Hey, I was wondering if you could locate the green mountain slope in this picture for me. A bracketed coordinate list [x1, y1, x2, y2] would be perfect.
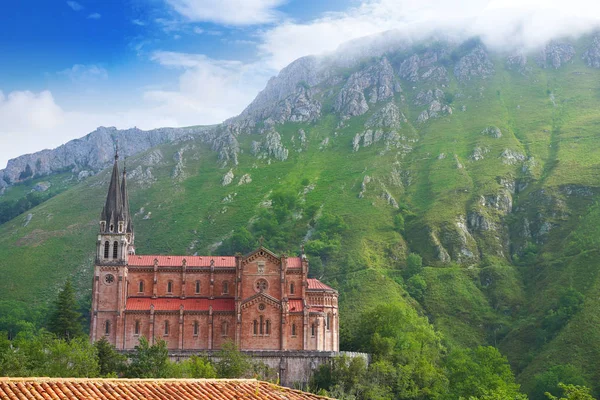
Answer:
[3, 33, 600, 396]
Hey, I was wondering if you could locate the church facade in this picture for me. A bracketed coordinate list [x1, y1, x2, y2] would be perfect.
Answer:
[90, 154, 339, 352]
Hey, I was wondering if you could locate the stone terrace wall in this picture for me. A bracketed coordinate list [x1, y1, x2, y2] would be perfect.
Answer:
[167, 350, 370, 388]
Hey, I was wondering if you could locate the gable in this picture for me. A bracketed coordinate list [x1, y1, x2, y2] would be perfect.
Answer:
[241, 292, 281, 310]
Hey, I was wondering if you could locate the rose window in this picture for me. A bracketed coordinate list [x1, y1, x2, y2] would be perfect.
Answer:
[255, 279, 268, 292]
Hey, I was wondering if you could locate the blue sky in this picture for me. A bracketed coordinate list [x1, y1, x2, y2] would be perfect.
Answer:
[1, 0, 599, 168]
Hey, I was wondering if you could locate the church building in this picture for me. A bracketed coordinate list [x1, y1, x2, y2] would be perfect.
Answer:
[90, 153, 339, 352]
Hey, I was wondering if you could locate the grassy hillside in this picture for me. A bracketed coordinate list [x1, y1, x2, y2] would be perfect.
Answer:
[3, 35, 600, 396]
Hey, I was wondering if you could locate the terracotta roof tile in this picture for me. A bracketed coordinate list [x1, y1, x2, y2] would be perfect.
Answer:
[126, 297, 234, 312]
[288, 299, 304, 312]
[307, 279, 335, 291]
[287, 257, 302, 268]
[0, 378, 332, 400]
[128, 255, 237, 268]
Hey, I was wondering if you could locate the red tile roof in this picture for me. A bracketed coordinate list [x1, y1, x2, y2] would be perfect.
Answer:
[126, 297, 234, 312]
[287, 257, 302, 268]
[307, 278, 335, 291]
[128, 255, 237, 267]
[289, 299, 304, 312]
[0, 378, 333, 400]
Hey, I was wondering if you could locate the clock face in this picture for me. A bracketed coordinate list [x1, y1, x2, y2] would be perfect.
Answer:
[104, 274, 115, 285]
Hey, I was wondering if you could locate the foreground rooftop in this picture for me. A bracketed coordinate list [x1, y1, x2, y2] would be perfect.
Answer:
[0, 377, 332, 400]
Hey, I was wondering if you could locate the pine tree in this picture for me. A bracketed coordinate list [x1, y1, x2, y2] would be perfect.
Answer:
[48, 279, 84, 340]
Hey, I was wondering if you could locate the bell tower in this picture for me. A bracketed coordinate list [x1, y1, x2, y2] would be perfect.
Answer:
[91, 149, 134, 347]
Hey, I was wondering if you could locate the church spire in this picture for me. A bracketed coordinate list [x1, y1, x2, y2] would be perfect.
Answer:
[100, 150, 123, 233]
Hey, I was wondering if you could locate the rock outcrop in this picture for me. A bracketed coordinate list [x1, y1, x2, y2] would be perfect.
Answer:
[335, 57, 401, 118]
[251, 131, 289, 161]
[454, 44, 495, 82]
[537, 42, 575, 69]
[582, 35, 600, 68]
[398, 48, 449, 83]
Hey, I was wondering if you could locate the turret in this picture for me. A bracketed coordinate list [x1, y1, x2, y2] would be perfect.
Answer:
[120, 163, 135, 254]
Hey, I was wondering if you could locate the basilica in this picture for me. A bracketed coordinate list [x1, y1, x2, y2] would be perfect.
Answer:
[90, 153, 339, 352]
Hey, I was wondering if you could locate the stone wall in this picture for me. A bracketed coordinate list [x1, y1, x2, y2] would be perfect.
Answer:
[167, 350, 370, 388]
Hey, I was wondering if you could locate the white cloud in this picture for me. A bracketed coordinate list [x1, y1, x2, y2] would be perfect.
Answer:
[132, 19, 146, 26]
[146, 51, 271, 125]
[66, 1, 83, 11]
[193, 27, 204, 34]
[58, 64, 108, 83]
[165, 0, 286, 25]
[87, 13, 102, 19]
[258, 0, 600, 70]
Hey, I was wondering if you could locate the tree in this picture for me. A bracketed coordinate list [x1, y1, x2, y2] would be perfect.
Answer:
[404, 253, 423, 278]
[445, 346, 523, 400]
[406, 274, 427, 302]
[41, 337, 99, 377]
[215, 341, 252, 378]
[533, 365, 589, 400]
[47, 280, 84, 340]
[94, 337, 126, 377]
[546, 383, 596, 400]
[127, 337, 170, 378]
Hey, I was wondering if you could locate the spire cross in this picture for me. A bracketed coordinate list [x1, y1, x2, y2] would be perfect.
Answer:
[259, 236, 265, 247]
[114, 139, 119, 160]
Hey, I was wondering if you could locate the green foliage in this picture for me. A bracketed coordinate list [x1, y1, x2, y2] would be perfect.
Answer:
[545, 383, 596, 400]
[404, 253, 423, 279]
[218, 227, 256, 255]
[215, 341, 253, 378]
[394, 213, 405, 234]
[0, 190, 55, 225]
[445, 346, 523, 400]
[538, 289, 585, 345]
[167, 355, 217, 378]
[127, 336, 170, 378]
[0, 329, 99, 377]
[532, 365, 589, 400]
[406, 274, 427, 302]
[47, 279, 85, 340]
[94, 337, 126, 377]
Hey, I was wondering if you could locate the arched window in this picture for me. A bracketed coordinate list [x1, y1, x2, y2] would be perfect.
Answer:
[259, 316, 264, 335]
[138, 281, 144, 293]
[164, 320, 169, 336]
[326, 313, 331, 330]
[104, 320, 110, 335]
[113, 241, 118, 259]
[266, 320, 271, 335]
[134, 320, 140, 335]
[110, 224, 114, 232]
[193, 321, 199, 336]
[104, 241, 110, 259]
[221, 321, 228, 336]
[195, 280, 201, 294]
[222, 281, 229, 295]
[311, 323, 315, 337]
[292, 323, 297, 336]
[167, 281, 173, 293]
[290, 282, 295, 295]
[253, 320, 258, 335]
